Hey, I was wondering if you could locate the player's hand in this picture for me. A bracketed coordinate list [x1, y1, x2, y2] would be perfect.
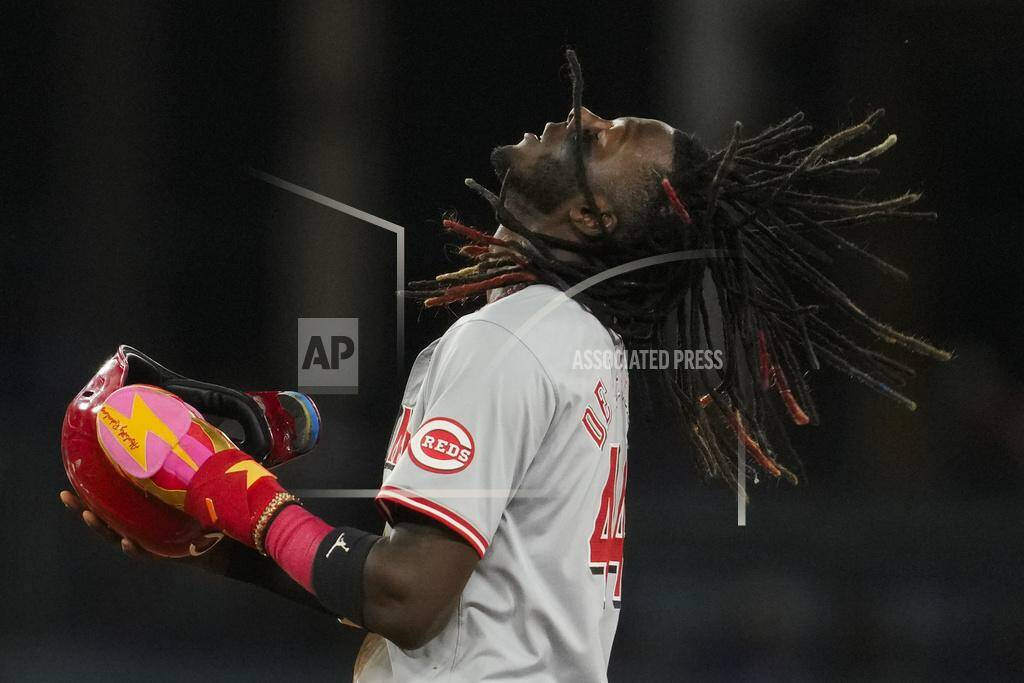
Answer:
[58, 489, 238, 572]
[180, 448, 293, 550]
[59, 489, 153, 559]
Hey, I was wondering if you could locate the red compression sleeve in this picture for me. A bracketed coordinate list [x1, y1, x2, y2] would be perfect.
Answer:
[264, 505, 333, 593]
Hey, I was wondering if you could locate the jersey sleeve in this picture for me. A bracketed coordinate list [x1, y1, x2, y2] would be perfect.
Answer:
[376, 319, 557, 557]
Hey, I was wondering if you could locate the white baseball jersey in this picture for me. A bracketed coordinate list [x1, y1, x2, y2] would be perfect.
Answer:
[366, 284, 630, 682]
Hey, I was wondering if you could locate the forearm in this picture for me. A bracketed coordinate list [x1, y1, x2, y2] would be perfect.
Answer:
[261, 505, 470, 649]
[360, 521, 470, 648]
[212, 539, 332, 616]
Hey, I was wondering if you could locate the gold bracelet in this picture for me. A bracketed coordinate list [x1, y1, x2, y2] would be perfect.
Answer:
[253, 491, 301, 555]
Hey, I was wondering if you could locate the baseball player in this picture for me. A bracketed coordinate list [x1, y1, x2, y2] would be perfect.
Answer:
[61, 51, 946, 681]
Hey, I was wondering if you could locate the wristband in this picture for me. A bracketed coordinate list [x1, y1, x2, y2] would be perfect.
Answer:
[311, 527, 380, 626]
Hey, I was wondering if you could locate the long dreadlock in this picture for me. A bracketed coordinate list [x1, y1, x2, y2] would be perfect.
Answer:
[406, 50, 951, 492]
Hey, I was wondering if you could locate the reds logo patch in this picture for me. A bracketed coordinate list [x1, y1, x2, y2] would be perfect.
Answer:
[407, 417, 475, 474]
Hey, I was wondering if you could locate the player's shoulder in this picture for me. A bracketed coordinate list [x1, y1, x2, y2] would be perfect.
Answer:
[452, 284, 611, 343]
[444, 284, 617, 379]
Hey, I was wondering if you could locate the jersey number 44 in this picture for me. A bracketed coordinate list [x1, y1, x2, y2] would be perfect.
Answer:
[583, 379, 626, 609]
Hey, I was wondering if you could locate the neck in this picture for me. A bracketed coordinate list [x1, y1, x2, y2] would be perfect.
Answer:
[486, 282, 533, 304]
[502, 193, 599, 263]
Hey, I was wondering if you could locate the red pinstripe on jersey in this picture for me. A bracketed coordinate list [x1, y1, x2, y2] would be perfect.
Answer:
[375, 484, 489, 558]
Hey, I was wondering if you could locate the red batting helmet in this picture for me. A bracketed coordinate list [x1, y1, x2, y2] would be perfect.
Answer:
[61, 345, 321, 557]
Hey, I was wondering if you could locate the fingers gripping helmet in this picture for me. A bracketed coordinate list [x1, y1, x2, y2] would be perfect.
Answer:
[61, 346, 321, 557]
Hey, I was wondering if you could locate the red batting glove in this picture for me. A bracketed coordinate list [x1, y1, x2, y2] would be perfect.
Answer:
[183, 449, 298, 552]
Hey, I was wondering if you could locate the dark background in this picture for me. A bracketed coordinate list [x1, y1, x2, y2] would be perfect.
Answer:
[4, 1, 1023, 680]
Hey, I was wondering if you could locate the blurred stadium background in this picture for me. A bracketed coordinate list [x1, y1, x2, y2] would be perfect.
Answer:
[3, 2, 1022, 680]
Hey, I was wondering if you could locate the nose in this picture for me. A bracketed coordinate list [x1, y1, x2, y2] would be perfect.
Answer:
[567, 106, 612, 131]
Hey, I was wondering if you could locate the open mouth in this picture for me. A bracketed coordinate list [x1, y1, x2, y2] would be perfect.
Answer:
[524, 116, 572, 145]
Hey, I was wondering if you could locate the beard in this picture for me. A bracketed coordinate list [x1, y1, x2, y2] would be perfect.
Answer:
[489, 144, 514, 181]
[490, 143, 580, 215]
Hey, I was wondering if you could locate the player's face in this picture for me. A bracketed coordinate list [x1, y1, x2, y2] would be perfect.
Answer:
[490, 107, 676, 218]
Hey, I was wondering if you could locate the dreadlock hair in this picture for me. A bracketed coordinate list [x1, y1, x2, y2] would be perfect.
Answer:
[405, 49, 951, 493]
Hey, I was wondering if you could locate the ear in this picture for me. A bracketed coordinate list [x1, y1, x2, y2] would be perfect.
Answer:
[568, 194, 618, 237]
